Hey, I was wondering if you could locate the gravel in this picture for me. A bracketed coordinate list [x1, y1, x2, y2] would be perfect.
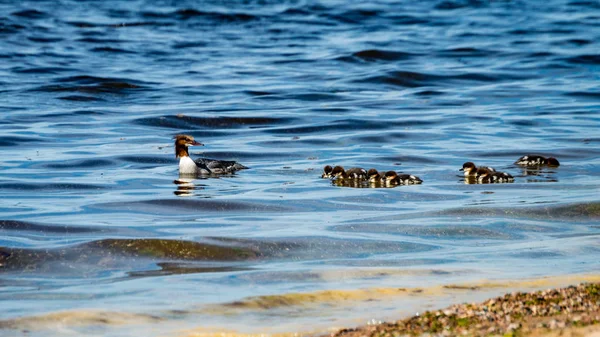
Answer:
[331, 283, 600, 337]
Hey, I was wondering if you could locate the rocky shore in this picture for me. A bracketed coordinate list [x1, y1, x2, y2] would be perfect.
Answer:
[332, 283, 600, 337]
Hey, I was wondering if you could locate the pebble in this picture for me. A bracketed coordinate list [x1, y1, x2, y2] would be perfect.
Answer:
[331, 283, 600, 337]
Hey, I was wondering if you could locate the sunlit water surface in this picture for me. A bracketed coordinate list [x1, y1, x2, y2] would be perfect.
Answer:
[1, 0, 599, 335]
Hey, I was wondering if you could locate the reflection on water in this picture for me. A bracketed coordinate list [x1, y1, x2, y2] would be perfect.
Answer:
[1, 0, 600, 335]
[173, 178, 206, 197]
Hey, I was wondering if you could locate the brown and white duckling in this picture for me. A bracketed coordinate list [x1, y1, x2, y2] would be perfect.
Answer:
[330, 166, 367, 180]
[490, 171, 514, 183]
[514, 155, 560, 167]
[330, 166, 348, 179]
[321, 165, 333, 178]
[174, 134, 248, 175]
[367, 168, 383, 183]
[345, 167, 368, 180]
[383, 171, 423, 186]
[459, 162, 495, 177]
[476, 167, 514, 183]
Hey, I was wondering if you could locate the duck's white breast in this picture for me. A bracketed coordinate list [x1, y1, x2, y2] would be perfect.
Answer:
[179, 157, 198, 175]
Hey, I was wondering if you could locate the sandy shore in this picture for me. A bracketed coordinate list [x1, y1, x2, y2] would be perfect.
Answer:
[331, 282, 600, 337]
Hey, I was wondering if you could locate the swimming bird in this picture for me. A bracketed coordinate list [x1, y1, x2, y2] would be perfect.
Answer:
[367, 168, 383, 183]
[514, 155, 560, 167]
[383, 171, 423, 186]
[330, 166, 368, 180]
[174, 134, 248, 175]
[321, 165, 333, 178]
[474, 167, 514, 183]
[459, 162, 495, 177]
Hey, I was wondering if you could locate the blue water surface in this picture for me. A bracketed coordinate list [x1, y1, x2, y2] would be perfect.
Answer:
[1, 0, 599, 335]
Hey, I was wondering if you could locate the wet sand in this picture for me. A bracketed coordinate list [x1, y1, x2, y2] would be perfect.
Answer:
[4, 275, 600, 337]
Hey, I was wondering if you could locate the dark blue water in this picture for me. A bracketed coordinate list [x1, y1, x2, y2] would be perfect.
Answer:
[1, 0, 600, 335]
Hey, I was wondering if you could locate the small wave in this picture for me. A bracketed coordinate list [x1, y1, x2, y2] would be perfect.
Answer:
[32, 75, 153, 95]
[92, 199, 290, 213]
[356, 70, 526, 88]
[118, 156, 173, 165]
[142, 9, 260, 23]
[12, 66, 70, 74]
[341, 49, 417, 62]
[91, 46, 136, 54]
[41, 159, 114, 169]
[435, 0, 484, 10]
[77, 37, 128, 44]
[210, 236, 437, 260]
[0, 238, 261, 275]
[58, 95, 105, 101]
[0, 22, 26, 34]
[27, 36, 63, 43]
[0, 220, 101, 233]
[568, 0, 600, 9]
[440, 201, 600, 219]
[172, 41, 208, 49]
[564, 91, 600, 98]
[332, 223, 514, 240]
[438, 47, 497, 58]
[11, 9, 48, 19]
[266, 118, 439, 135]
[378, 155, 442, 164]
[128, 262, 252, 277]
[0, 135, 41, 146]
[133, 115, 294, 130]
[564, 54, 600, 65]
[0, 182, 106, 191]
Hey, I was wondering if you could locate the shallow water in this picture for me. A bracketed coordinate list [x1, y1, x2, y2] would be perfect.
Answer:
[1, 0, 600, 335]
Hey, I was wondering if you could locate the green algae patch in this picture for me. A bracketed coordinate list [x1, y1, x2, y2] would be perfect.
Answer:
[86, 238, 261, 261]
[441, 201, 600, 220]
[0, 238, 260, 276]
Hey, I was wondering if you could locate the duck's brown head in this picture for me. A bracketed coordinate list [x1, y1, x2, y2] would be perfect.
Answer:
[547, 157, 560, 167]
[367, 169, 381, 183]
[174, 134, 203, 158]
[331, 166, 346, 179]
[383, 170, 397, 182]
[321, 165, 333, 178]
[460, 162, 477, 176]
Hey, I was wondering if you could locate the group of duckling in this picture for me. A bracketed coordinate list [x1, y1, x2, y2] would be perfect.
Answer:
[321, 155, 559, 188]
[321, 165, 423, 188]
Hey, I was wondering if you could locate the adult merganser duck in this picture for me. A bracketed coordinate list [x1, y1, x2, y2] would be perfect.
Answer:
[514, 155, 560, 167]
[383, 171, 423, 185]
[174, 134, 248, 175]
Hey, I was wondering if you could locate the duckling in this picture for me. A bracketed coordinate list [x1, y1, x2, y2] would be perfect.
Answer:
[514, 155, 560, 167]
[459, 162, 495, 177]
[476, 167, 514, 183]
[330, 166, 348, 180]
[330, 166, 368, 180]
[383, 171, 423, 186]
[367, 168, 383, 183]
[321, 165, 333, 178]
[345, 167, 368, 180]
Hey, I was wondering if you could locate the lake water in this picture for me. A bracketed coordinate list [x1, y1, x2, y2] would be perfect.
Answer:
[1, 0, 600, 336]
